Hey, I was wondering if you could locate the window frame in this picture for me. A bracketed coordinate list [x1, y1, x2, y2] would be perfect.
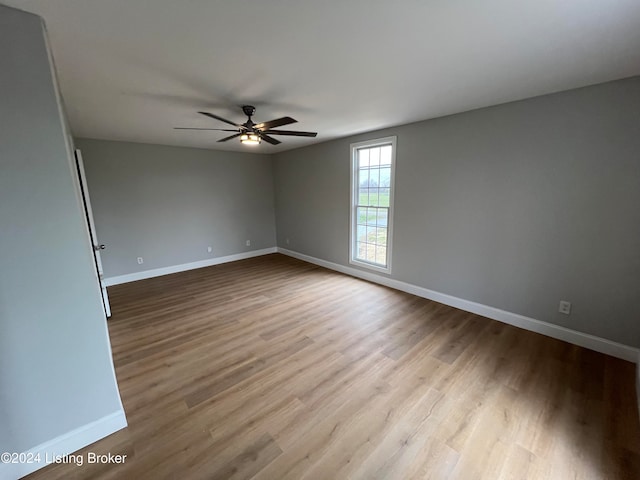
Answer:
[349, 135, 397, 274]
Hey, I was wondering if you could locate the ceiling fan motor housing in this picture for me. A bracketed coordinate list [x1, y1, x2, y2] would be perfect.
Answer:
[242, 105, 256, 117]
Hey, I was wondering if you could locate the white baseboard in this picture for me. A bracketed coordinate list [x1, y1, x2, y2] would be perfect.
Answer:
[102, 245, 638, 362]
[1, 410, 127, 480]
[277, 248, 639, 363]
[104, 247, 277, 286]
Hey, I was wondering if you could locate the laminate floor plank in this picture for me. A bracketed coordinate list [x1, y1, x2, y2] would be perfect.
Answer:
[23, 253, 640, 479]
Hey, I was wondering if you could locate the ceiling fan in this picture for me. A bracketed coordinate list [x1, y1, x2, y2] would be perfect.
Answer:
[175, 105, 318, 145]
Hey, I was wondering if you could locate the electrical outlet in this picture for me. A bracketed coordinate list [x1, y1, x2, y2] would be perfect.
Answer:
[207, 246, 212, 253]
[558, 300, 571, 315]
[286, 238, 290, 245]
[246, 240, 251, 247]
[137, 257, 144, 265]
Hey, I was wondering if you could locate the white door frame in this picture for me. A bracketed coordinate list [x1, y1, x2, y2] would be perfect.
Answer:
[74, 149, 112, 318]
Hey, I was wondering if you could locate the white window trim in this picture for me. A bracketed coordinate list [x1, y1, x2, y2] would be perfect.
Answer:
[349, 135, 397, 274]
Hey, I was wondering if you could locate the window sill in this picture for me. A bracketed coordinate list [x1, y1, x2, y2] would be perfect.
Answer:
[349, 258, 392, 275]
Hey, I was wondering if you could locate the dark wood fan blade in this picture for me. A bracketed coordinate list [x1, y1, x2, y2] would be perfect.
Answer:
[260, 134, 281, 145]
[199, 111, 241, 127]
[254, 116, 297, 130]
[174, 127, 239, 131]
[217, 133, 243, 142]
[263, 130, 317, 137]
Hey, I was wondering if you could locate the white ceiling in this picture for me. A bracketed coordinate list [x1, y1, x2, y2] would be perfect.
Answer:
[5, 0, 640, 153]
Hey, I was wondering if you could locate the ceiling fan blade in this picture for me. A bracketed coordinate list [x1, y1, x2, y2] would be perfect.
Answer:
[174, 127, 239, 131]
[254, 116, 297, 130]
[263, 130, 318, 137]
[199, 111, 241, 127]
[217, 133, 243, 142]
[260, 134, 281, 145]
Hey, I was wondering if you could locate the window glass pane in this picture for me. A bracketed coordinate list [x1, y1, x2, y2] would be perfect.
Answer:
[356, 207, 366, 224]
[380, 145, 392, 165]
[377, 227, 387, 244]
[366, 243, 376, 262]
[379, 188, 390, 207]
[369, 190, 379, 207]
[369, 147, 380, 167]
[367, 208, 377, 226]
[376, 209, 388, 227]
[374, 208, 382, 226]
[380, 167, 391, 187]
[359, 187, 368, 205]
[358, 148, 370, 168]
[357, 242, 367, 260]
[357, 225, 366, 242]
[369, 167, 380, 188]
[366, 225, 376, 243]
[375, 246, 387, 265]
[359, 168, 370, 190]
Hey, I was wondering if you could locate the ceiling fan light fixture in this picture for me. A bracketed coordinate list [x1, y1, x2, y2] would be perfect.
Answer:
[240, 133, 261, 145]
[176, 107, 316, 145]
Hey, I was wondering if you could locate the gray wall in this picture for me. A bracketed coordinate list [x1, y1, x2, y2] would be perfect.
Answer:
[274, 77, 640, 347]
[0, 5, 123, 454]
[75, 139, 276, 278]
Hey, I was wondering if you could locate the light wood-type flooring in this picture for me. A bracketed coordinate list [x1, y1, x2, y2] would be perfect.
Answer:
[26, 253, 640, 479]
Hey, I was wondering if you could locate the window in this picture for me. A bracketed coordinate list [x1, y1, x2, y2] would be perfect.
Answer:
[350, 136, 396, 273]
